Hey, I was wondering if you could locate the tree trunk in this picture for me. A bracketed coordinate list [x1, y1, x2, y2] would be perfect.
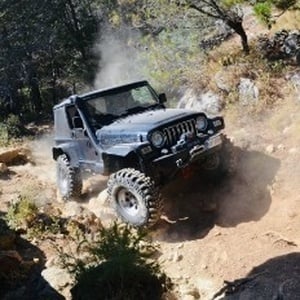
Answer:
[226, 19, 249, 54]
[65, 0, 87, 60]
[30, 77, 42, 114]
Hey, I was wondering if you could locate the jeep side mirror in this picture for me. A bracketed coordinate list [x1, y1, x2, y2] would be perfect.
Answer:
[158, 93, 167, 104]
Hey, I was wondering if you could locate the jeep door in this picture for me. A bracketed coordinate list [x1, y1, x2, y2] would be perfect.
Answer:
[66, 105, 102, 171]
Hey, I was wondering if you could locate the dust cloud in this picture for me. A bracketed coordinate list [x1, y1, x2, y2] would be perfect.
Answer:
[215, 149, 280, 227]
[156, 96, 283, 241]
[156, 146, 281, 242]
[93, 27, 147, 89]
[27, 133, 56, 184]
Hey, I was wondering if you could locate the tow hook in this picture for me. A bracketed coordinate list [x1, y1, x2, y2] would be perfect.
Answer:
[176, 158, 183, 168]
[176, 158, 189, 168]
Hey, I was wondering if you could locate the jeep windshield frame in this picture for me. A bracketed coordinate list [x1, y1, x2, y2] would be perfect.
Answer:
[79, 81, 163, 131]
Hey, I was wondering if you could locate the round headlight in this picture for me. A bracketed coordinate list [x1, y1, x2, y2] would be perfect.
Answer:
[150, 131, 165, 148]
[196, 116, 207, 131]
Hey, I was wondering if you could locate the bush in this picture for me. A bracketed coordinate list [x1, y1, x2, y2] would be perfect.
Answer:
[59, 223, 172, 300]
[0, 123, 9, 146]
[5, 195, 39, 231]
[0, 114, 26, 146]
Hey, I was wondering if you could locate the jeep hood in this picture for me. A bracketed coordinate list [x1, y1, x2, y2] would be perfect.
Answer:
[100, 108, 197, 132]
[96, 108, 199, 146]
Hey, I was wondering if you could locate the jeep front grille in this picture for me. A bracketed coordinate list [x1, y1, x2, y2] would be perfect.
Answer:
[163, 119, 196, 147]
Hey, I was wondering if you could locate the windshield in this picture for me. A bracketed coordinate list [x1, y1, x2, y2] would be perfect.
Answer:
[82, 85, 160, 129]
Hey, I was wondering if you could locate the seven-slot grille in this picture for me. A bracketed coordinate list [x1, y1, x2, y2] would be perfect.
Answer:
[163, 119, 196, 147]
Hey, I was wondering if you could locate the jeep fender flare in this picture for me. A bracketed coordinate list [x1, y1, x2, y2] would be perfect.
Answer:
[102, 144, 143, 175]
[52, 142, 80, 167]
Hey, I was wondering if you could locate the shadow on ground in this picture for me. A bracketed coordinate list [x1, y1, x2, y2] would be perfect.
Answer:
[214, 252, 300, 299]
[0, 169, 17, 181]
[0, 216, 64, 300]
[153, 148, 280, 242]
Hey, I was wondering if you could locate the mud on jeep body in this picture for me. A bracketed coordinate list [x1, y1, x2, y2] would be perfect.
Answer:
[53, 80, 235, 226]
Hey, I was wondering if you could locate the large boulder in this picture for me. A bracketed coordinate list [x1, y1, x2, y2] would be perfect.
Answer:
[238, 78, 259, 106]
[257, 29, 300, 63]
[177, 89, 222, 115]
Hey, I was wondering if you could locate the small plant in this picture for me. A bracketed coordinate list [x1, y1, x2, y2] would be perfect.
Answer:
[58, 222, 172, 300]
[26, 214, 64, 239]
[6, 195, 39, 231]
[0, 114, 26, 146]
[5, 114, 23, 138]
[0, 123, 9, 146]
[254, 3, 272, 25]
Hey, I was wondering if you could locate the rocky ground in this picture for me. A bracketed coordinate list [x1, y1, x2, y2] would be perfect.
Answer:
[1, 86, 300, 299]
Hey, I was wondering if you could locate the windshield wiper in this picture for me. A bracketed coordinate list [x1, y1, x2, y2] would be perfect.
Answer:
[120, 106, 147, 116]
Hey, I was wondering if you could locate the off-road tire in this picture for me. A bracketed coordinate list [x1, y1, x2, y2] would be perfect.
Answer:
[203, 135, 237, 178]
[219, 135, 238, 175]
[107, 168, 163, 227]
[56, 154, 82, 201]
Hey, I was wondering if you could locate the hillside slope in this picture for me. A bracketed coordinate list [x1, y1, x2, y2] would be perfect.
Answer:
[1, 10, 300, 300]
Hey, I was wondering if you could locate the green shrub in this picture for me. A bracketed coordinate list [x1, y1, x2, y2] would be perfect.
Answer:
[0, 114, 26, 146]
[254, 3, 272, 25]
[5, 114, 23, 138]
[0, 123, 9, 146]
[59, 223, 172, 300]
[5, 195, 38, 231]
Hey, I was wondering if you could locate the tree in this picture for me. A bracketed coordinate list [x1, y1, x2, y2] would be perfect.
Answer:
[0, 0, 101, 118]
[180, 1, 249, 53]
[107, 0, 250, 53]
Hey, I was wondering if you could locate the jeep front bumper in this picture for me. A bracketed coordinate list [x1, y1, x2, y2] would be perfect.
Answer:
[151, 133, 222, 176]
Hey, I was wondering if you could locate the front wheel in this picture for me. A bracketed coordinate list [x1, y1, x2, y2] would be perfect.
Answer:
[56, 154, 82, 200]
[203, 135, 237, 177]
[107, 168, 163, 227]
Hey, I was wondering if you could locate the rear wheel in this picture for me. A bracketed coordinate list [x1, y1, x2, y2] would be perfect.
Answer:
[56, 154, 82, 200]
[107, 168, 162, 227]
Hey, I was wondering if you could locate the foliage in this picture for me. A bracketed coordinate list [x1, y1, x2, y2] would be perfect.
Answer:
[180, 1, 250, 53]
[0, 124, 9, 146]
[6, 195, 39, 231]
[58, 222, 171, 300]
[0, 0, 101, 119]
[252, 0, 299, 27]
[254, 3, 272, 25]
[0, 114, 26, 146]
[142, 26, 207, 95]
[0, 0, 298, 126]
[5, 189, 66, 238]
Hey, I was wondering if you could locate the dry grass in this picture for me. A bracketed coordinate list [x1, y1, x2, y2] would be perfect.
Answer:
[272, 11, 300, 32]
[171, 8, 298, 124]
[184, 24, 298, 117]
